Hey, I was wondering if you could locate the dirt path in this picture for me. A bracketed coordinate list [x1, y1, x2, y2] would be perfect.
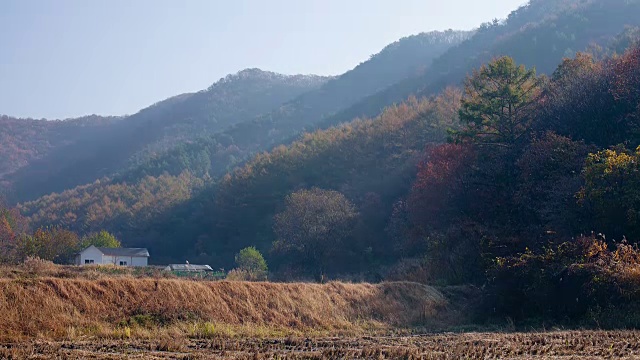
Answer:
[2, 330, 640, 359]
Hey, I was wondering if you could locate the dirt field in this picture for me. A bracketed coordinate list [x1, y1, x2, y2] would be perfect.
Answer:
[2, 330, 640, 359]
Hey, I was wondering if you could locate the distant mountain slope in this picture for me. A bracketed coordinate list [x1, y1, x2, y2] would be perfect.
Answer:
[5, 70, 328, 202]
[120, 0, 640, 186]
[18, 30, 472, 243]
[320, 0, 640, 129]
[0, 114, 121, 182]
[116, 30, 472, 182]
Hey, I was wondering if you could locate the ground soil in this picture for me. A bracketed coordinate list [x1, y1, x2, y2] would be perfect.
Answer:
[2, 330, 640, 359]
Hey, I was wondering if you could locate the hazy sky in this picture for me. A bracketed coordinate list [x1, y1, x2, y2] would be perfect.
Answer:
[0, 0, 527, 119]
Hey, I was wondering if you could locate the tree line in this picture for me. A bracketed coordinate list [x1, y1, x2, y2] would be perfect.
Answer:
[1, 200, 121, 264]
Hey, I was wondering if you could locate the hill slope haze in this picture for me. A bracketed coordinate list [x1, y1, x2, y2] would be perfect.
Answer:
[4, 70, 329, 202]
[0, 115, 121, 182]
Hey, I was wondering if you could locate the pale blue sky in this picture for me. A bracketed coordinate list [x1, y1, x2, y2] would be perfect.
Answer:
[0, 0, 527, 119]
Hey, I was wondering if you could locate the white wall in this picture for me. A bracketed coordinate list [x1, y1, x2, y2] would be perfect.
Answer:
[131, 256, 148, 267]
[102, 255, 147, 266]
[77, 246, 103, 265]
[102, 255, 115, 265]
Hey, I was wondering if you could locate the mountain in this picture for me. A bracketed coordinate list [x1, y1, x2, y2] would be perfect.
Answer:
[18, 0, 640, 267]
[16, 30, 471, 255]
[7, 0, 640, 327]
[128, 0, 640, 264]
[112, 30, 472, 183]
[320, 0, 640, 129]
[4, 70, 328, 202]
[121, 0, 640, 188]
[0, 115, 121, 188]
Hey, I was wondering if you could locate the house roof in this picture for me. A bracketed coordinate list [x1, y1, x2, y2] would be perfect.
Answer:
[95, 247, 150, 257]
[164, 264, 213, 271]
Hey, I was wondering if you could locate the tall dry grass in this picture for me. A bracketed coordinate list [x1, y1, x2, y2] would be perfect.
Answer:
[0, 278, 446, 341]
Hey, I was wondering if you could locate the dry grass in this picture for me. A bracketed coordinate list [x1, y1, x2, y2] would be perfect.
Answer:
[2, 330, 640, 359]
[0, 277, 446, 341]
[0, 263, 173, 280]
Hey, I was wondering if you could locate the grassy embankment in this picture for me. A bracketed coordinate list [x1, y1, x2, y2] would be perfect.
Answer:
[0, 261, 450, 342]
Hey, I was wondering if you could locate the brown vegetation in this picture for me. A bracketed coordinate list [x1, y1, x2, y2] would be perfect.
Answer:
[0, 277, 446, 342]
[2, 330, 640, 359]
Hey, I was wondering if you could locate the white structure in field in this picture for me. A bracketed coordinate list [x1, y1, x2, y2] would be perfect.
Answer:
[164, 264, 213, 272]
[75, 245, 150, 266]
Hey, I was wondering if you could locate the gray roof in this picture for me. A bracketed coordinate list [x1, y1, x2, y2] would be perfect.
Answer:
[164, 264, 213, 271]
[96, 247, 150, 257]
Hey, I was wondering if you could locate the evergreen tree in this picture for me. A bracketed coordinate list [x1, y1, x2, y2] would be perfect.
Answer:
[455, 56, 541, 147]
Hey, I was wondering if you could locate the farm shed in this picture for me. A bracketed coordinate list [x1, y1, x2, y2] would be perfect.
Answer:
[164, 264, 213, 272]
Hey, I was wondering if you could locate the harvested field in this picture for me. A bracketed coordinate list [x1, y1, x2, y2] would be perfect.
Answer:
[2, 330, 640, 359]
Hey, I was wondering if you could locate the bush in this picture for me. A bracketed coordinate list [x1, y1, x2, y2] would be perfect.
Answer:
[20, 256, 57, 274]
[226, 268, 267, 281]
[485, 234, 640, 325]
[232, 246, 268, 281]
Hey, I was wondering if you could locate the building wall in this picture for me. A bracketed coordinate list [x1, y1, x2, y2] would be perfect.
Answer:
[102, 255, 115, 265]
[76, 246, 104, 265]
[131, 256, 148, 267]
[103, 255, 147, 266]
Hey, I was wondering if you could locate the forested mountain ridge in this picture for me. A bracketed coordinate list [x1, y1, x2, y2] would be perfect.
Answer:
[111, 0, 640, 265]
[319, 0, 640, 129]
[3, 70, 328, 202]
[112, 30, 473, 183]
[118, 0, 640, 188]
[16, 30, 471, 233]
[12, 0, 640, 274]
[3, 31, 469, 205]
[0, 114, 121, 182]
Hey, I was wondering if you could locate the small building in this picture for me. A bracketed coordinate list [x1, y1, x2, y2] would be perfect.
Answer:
[75, 245, 150, 266]
[164, 264, 213, 272]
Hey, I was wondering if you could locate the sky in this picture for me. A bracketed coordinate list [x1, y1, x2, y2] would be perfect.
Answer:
[0, 0, 527, 119]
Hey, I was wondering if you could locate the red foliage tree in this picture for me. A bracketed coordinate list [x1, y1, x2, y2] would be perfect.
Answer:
[408, 143, 477, 230]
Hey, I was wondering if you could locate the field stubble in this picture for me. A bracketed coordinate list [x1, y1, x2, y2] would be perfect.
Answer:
[1, 330, 639, 359]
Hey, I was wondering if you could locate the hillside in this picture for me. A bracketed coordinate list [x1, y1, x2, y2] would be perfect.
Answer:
[122, 30, 471, 183]
[111, 0, 640, 186]
[17, 30, 470, 241]
[321, 0, 640, 128]
[4, 70, 328, 202]
[3, 29, 470, 204]
[16, 0, 640, 270]
[0, 276, 446, 340]
[0, 115, 120, 186]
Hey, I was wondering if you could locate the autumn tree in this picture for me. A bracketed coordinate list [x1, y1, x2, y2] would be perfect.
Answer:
[408, 144, 477, 234]
[578, 146, 640, 240]
[455, 56, 541, 147]
[0, 203, 28, 263]
[539, 47, 640, 147]
[515, 132, 592, 239]
[272, 188, 358, 278]
[16, 227, 79, 264]
[80, 230, 121, 249]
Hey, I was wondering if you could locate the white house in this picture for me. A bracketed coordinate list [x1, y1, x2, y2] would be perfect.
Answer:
[75, 245, 150, 266]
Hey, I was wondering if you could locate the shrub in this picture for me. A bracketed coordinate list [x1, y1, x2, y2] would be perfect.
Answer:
[226, 268, 266, 281]
[485, 234, 640, 325]
[20, 256, 57, 275]
[234, 246, 268, 280]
